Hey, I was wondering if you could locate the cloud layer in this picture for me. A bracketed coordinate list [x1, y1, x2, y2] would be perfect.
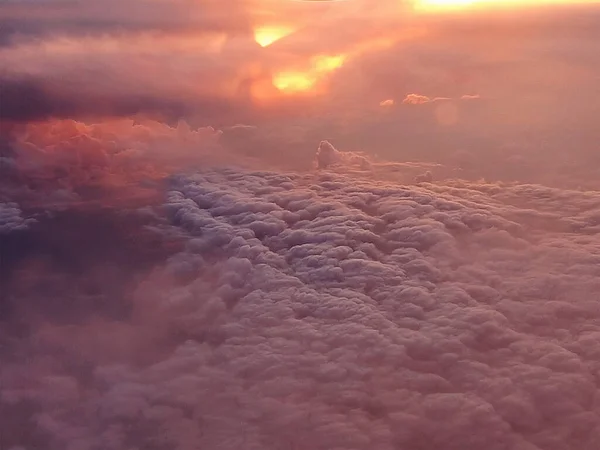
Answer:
[2, 2, 600, 449]
[2, 161, 600, 449]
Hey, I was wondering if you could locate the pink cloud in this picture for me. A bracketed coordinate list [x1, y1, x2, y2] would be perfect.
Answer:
[403, 93, 434, 104]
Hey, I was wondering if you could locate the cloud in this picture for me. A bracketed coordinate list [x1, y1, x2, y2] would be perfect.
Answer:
[0, 0, 253, 45]
[1, 0, 598, 187]
[315, 140, 371, 170]
[2, 3, 600, 446]
[3, 161, 600, 449]
[0, 1, 422, 125]
[0, 118, 230, 212]
[0, 75, 241, 124]
[403, 93, 438, 105]
[402, 93, 480, 105]
[0, 202, 35, 233]
[414, 170, 433, 183]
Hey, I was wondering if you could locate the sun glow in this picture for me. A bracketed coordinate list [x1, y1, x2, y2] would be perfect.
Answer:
[272, 73, 315, 92]
[413, 0, 597, 13]
[253, 25, 295, 47]
[420, 0, 476, 5]
[272, 54, 346, 94]
[414, 0, 480, 11]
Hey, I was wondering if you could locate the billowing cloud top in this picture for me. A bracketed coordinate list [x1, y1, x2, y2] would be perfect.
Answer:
[3, 161, 600, 449]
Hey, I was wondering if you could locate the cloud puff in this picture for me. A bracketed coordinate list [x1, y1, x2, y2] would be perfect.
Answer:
[0, 202, 35, 233]
[414, 170, 433, 183]
[315, 140, 371, 170]
[403, 93, 439, 105]
[3, 163, 600, 450]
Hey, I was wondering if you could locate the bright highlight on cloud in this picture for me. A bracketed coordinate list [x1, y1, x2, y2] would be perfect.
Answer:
[416, 0, 477, 10]
[272, 54, 346, 94]
[413, 0, 600, 12]
[254, 25, 296, 47]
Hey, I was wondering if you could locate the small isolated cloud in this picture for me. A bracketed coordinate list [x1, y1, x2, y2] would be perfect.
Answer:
[315, 140, 371, 170]
[414, 170, 433, 183]
[379, 99, 395, 107]
[403, 93, 434, 105]
[403, 93, 481, 105]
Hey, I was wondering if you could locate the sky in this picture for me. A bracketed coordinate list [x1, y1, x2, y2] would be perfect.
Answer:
[1, 0, 599, 184]
[1, 1, 600, 449]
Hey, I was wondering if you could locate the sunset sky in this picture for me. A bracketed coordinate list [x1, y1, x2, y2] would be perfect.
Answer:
[2, 0, 599, 184]
[2, 1, 600, 450]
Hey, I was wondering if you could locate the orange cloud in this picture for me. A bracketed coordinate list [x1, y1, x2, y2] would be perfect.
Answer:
[403, 94, 481, 105]
[403, 94, 435, 104]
